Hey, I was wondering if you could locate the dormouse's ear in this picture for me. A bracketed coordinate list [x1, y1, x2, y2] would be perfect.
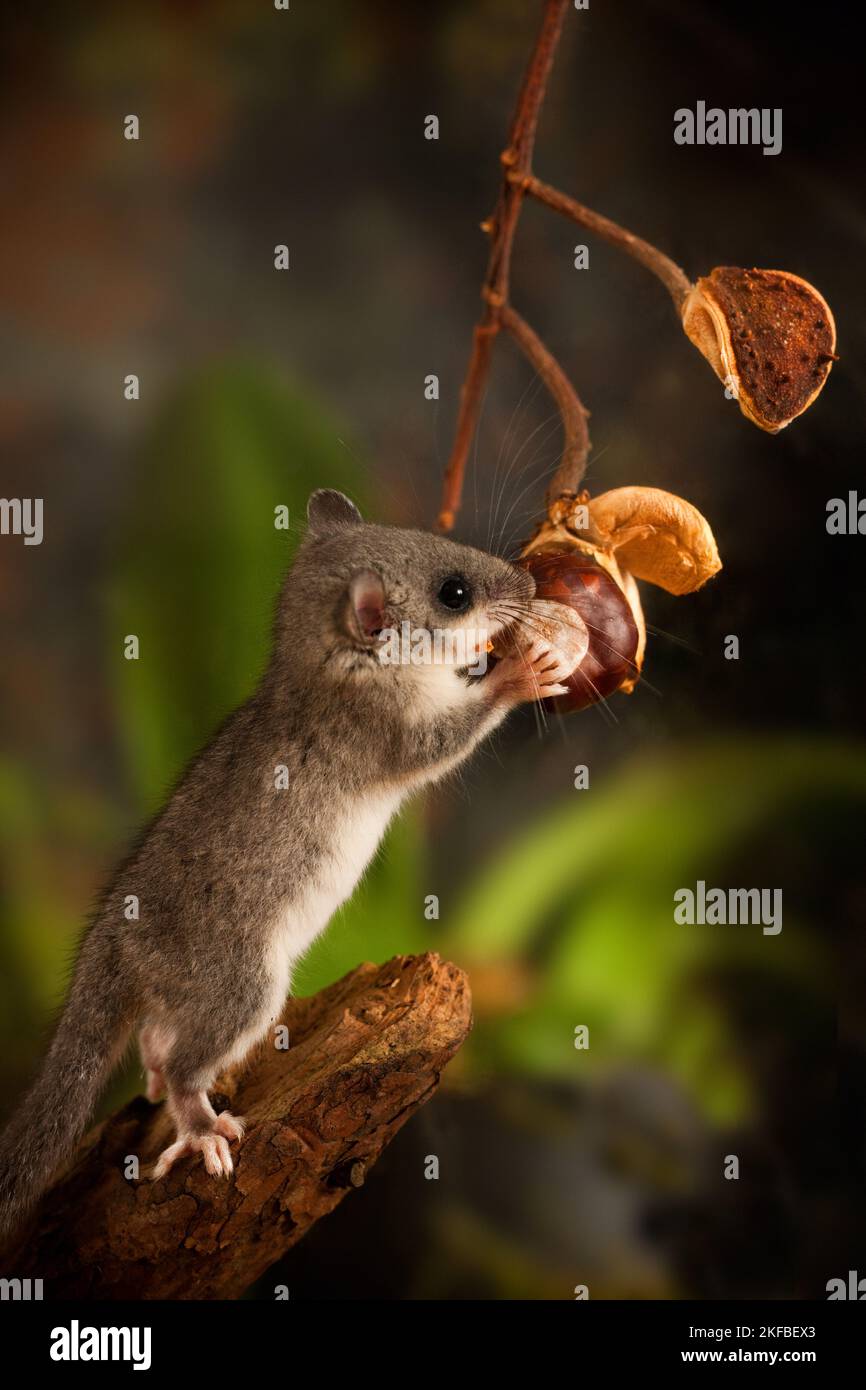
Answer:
[345, 568, 387, 642]
[307, 489, 363, 534]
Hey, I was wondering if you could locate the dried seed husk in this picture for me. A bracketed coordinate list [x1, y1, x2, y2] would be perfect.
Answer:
[616, 566, 645, 693]
[585, 486, 722, 596]
[682, 266, 837, 433]
[513, 483, 721, 709]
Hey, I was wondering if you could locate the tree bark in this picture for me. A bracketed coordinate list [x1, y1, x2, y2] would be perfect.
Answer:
[1, 953, 471, 1299]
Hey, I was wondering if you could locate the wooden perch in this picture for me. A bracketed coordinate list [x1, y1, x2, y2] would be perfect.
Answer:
[1, 953, 471, 1299]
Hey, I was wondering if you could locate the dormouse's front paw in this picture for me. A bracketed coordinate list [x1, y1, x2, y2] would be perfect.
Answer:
[487, 638, 572, 705]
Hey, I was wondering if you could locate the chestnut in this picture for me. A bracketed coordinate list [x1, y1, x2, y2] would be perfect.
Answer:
[509, 486, 720, 714]
[519, 545, 641, 713]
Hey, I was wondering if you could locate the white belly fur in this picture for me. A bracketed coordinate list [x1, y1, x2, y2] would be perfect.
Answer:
[226, 789, 404, 1067]
[284, 787, 404, 955]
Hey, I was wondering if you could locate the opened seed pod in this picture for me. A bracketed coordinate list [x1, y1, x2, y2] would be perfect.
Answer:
[682, 267, 837, 432]
[583, 486, 722, 596]
[511, 486, 721, 713]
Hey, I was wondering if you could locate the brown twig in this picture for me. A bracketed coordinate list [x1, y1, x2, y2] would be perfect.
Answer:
[438, 0, 698, 533]
[513, 173, 691, 310]
[438, 0, 573, 531]
[499, 303, 591, 507]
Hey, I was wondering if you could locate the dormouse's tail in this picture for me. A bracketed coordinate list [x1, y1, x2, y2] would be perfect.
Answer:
[0, 927, 137, 1241]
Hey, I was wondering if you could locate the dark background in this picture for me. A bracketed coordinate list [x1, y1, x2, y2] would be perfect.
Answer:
[0, 0, 863, 1298]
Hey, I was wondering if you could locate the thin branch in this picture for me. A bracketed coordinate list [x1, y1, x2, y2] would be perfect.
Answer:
[438, 2, 696, 531]
[499, 302, 591, 504]
[438, 0, 571, 531]
[513, 173, 692, 310]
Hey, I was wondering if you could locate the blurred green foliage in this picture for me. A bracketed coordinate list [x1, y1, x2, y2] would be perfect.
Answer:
[107, 361, 370, 810]
[441, 740, 862, 1124]
[0, 758, 117, 1071]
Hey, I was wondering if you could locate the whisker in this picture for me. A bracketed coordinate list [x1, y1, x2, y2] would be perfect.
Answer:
[645, 623, 700, 655]
[498, 439, 613, 558]
[584, 681, 619, 726]
[487, 410, 562, 552]
[487, 393, 544, 552]
[486, 374, 545, 552]
[490, 416, 564, 554]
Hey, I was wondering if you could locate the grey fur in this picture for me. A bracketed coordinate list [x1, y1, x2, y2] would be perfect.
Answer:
[0, 492, 565, 1237]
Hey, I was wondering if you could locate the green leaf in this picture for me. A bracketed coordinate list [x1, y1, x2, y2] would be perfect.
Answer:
[106, 361, 369, 811]
[442, 738, 866, 1122]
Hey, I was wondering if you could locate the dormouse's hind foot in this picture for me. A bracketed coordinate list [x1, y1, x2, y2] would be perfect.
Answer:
[152, 1081, 245, 1180]
[152, 1113, 245, 1180]
[152, 1129, 237, 1180]
[213, 1110, 245, 1142]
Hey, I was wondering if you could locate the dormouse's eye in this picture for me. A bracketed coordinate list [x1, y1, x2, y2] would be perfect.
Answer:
[437, 575, 473, 612]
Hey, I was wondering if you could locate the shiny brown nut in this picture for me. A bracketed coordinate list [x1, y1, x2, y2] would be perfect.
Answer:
[518, 546, 641, 713]
[510, 483, 721, 714]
